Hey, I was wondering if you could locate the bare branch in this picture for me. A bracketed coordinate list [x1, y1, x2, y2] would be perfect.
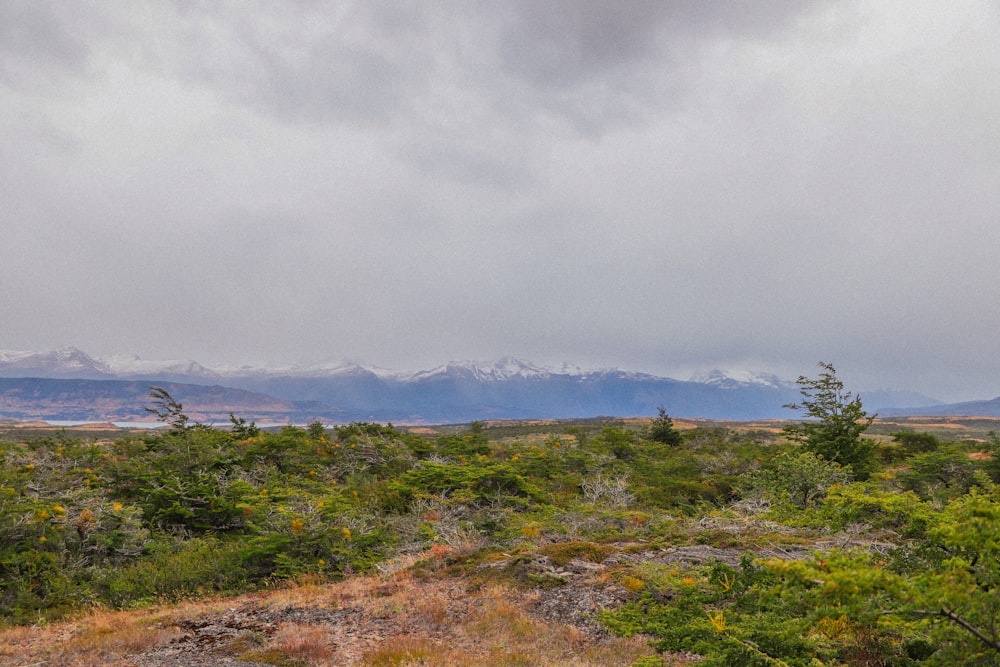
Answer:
[903, 608, 1000, 653]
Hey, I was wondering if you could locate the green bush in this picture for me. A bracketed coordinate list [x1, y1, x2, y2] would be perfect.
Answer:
[99, 537, 251, 606]
[892, 430, 942, 454]
[537, 541, 614, 566]
[897, 446, 987, 501]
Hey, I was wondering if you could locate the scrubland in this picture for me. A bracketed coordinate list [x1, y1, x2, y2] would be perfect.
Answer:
[4, 379, 1000, 665]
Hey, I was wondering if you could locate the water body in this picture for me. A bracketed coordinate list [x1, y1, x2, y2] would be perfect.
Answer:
[41, 420, 299, 430]
[42, 421, 168, 429]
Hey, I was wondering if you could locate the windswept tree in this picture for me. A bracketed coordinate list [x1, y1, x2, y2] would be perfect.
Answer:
[784, 362, 876, 480]
[145, 386, 191, 431]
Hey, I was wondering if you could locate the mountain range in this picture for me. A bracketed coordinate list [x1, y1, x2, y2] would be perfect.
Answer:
[0, 347, 963, 425]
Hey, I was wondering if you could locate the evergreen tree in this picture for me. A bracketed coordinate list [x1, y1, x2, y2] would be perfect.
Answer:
[649, 406, 682, 446]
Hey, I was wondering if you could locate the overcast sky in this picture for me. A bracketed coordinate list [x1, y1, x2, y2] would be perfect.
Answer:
[3, 1, 999, 401]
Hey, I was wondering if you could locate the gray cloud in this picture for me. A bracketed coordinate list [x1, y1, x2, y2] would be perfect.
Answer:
[116, 1, 829, 134]
[495, 0, 823, 83]
[0, 1, 90, 89]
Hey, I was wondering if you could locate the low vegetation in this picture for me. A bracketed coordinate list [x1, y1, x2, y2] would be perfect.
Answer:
[3, 365, 1000, 664]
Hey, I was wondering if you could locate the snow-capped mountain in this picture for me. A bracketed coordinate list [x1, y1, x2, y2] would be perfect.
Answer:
[690, 369, 795, 390]
[0, 346, 112, 378]
[401, 357, 554, 383]
[104, 354, 220, 379]
[0, 347, 694, 386]
[0, 347, 953, 423]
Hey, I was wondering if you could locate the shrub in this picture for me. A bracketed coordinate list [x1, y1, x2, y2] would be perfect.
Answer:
[892, 430, 942, 454]
[740, 450, 849, 508]
[537, 541, 614, 566]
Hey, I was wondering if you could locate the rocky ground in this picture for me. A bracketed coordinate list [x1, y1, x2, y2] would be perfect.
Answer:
[126, 545, 786, 666]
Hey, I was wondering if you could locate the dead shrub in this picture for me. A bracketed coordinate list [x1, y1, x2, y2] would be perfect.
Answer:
[274, 622, 334, 662]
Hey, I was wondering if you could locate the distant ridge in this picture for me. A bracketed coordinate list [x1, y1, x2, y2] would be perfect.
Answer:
[0, 377, 342, 424]
[879, 396, 1000, 418]
[0, 347, 951, 423]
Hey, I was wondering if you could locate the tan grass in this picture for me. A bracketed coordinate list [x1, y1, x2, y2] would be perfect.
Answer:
[445, 585, 651, 667]
[0, 606, 183, 667]
[262, 574, 343, 608]
[273, 622, 336, 661]
[361, 635, 462, 666]
[0, 571, 659, 667]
